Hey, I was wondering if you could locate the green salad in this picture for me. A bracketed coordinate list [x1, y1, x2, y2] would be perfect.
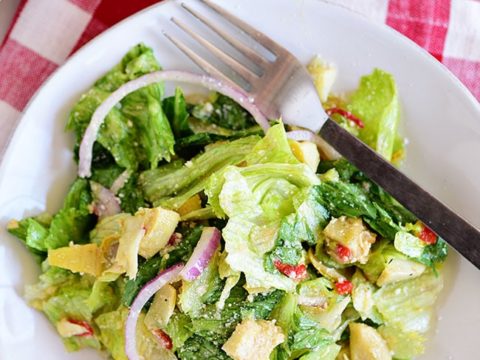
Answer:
[8, 44, 448, 360]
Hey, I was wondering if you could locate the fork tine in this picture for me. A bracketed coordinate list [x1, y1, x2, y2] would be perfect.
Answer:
[162, 31, 241, 89]
[171, 17, 258, 84]
[200, 0, 284, 55]
[181, 3, 268, 67]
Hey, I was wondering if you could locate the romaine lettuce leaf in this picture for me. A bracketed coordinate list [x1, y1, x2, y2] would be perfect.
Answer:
[140, 136, 259, 208]
[265, 188, 330, 271]
[90, 163, 124, 189]
[313, 180, 376, 218]
[95, 307, 129, 360]
[373, 270, 443, 358]
[223, 217, 294, 292]
[192, 93, 256, 130]
[290, 316, 335, 358]
[177, 335, 231, 360]
[363, 202, 402, 240]
[245, 122, 298, 165]
[317, 159, 416, 226]
[121, 82, 174, 168]
[417, 238, 448, 270]
[178, 250, 222, 317]
[347, 68, 401, 161]
[270, 292, 338, 360]
[25, 265, 105, 352]
[205, 124, 321, 292]
[115, 173, 147, 214]
[215, 164, 319, 292]
[43, 207, 94, 249]
[8, 217, 49, 253]
[67, 43, 174, 171]
[394, 230, 426, 258]
[299, 344, 341, 360]
[8, 179, 94, 254]
[96, 307, 176, 360]
[163, 87, 191, 138]
[164, 312, 193, 351]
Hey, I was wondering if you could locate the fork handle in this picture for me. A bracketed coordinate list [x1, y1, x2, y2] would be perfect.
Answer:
[319, 118, 480, 269]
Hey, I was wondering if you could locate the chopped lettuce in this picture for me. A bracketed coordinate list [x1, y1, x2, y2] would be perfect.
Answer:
[122, 254, 163, 306]
[140, 136, 259, 208]
[347, 68, 401, 161]
[8, 217, 49, 253]
[363, 202, 402, 240]
[95, 307, 129, 360]
[25, 264, 109, 351]
[206, 124, 322, 292]
[299, 344, 340, 360]
[8, 47, 447, 360]
[374, 270, 443, 358]
[115, 173, 147, 214]
[164, 312, 193, 351]
[178, 250, 222, 316]
[351, 270, 382, 323]
[222, 217, 294, 292]
[394, 230, 426, 258]
[8, 179, 94, 254]
[417, 238, 448, 270]
[177, 335, 231, 360]
[270, 292, 338, 360]
[291, 316, 334, 357]
[313, 181, 377, 219]
[192, 93, 256, 130]
[96, 307, 176, 360]
[215, 164, 319, 292]
[43, 207, 94, 249]
[173, 282, 283, 360]
[122, 225, 202, 306]
[163, 87, 191, 138]
[67, 43, 174, 171]
[245, 122, 299, 165]
[317, 159, 416, 226]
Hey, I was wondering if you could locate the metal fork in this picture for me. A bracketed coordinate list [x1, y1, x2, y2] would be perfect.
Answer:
[164, 0, 480, 269]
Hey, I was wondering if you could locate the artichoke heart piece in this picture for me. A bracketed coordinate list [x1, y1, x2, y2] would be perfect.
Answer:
[136, 207, 180, 259]
[222, 319, 285, 360]
[48, 243, 103, 276]
[324, 216, 376, 265]
[349, 322, 392, 360]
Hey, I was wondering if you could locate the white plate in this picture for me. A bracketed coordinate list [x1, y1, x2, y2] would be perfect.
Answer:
[1, 0, 479, 359]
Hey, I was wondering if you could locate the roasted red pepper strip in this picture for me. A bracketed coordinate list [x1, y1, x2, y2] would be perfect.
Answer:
[335, 244, 351, 262]
[67, 319, 94, 337]
[335, 279, 353, 295]
[274, 260, 308, 280]
[418, 224, 437, 245]
[326, 107, 365, 128]
[152, 329, 173, 350]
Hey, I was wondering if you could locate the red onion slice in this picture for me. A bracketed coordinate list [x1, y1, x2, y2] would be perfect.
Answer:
[90, 181, 121, 219]
[287, 130, 341, 161]
[79, 71, 270, 178]
[110, 170, 130, 194]
[125, 263, 184, 360]
[180, 227, 221, 281]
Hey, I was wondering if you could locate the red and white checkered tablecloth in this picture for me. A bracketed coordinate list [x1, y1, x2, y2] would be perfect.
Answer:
[0, 0, 479, 158]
